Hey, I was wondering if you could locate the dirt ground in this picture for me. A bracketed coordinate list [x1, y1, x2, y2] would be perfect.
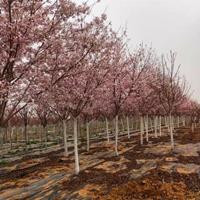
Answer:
[1, 126, 200, 200]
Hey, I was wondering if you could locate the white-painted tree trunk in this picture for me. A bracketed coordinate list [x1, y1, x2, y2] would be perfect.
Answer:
[159, 116, 162, 136]
[194, 118, 197, 128]
[132, 118, 135, 130]
[105, 118, 110, 143]
[154, 116, 158, 138]
[172, 116, 174, 131]
[74, 118, 80, 175]
[9, 126, 13, 149]
[131, 117, 134, 130]
[169, 114, 174, 149]
[95, 121, 98, 134]
[86, 122, 90, 152]
[11, 126, 14, 136]
[135, 119, 139, 131]
[151, 118, 154, 131]
[16, 127, 18, 145]
[148, 117, 153, 131]
[53, 125, 56, 135]
[183, 116, 186, 126]
[174, 117, 176, 128]
[167, 116, 170, 132]
[126, 116, 130, 139]
[63, 119, 68, 157]
[121, 118, 125, 133]
[164, 116, 167, 127]
[140, 116, 144, 145]
[177, 116, 180, 128]
[192, 123, 194, 133]
[44, 126, 48, 149]
[0, 128, 3, 148]
[145, 116, 149, 142]
[133, 118, 136, 130]
[115, 115, 119, 156]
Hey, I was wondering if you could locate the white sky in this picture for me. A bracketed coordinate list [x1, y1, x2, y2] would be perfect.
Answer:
[75, 0, 200, 101]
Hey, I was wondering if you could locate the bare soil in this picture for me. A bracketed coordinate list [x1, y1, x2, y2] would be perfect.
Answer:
[1, 126, 200, 200]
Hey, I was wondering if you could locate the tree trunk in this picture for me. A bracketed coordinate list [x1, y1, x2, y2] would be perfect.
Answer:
[159, 116, 162, 136]
[169, 114, 174, 149]
[131, 117, 134, 130]
[78, 122, 82, 140]
[177, 116, 180, 128]
[19, 127, 22, 143]
[164, 116, 168, 128]
[15, 127, 18, 146]
[24, 125, 28, 145]
[105, 118, 110, 143]
[154, 116, 158, 138]
[135, 119, 138, 130]
[166, 117, 170, 132]
[172, 116, 174, 131]
[140, 116, 144, 145]
[192, 123, 194, 133]
[115, 115, 119, 156]
[0, 127, 3, 149]
[145, 116, 149, 142]
[9, 127, 14, 150]
[40, 125, 43, 144]
[53, 125, 56, 135]
[86, 122, 90, 152]
[63, 119, 68, 156]
[6, 125, 12, 150]
[183, 116, 186, 126]
[194, 118, 197, 128]
[74, 117, 80, 175]
[44, 126, 48, 149]
[121, 117, 125, 133]
[126, 116, 130, 139]
[95, 121, 99, 135]
[150, 118, 153, 131]
[4, 127, 8, 144]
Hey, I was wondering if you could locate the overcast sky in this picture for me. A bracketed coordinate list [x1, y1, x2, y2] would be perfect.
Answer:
[76, 0, 200, 101]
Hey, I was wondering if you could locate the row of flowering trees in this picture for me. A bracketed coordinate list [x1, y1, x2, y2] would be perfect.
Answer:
[0, 0, 199, 174]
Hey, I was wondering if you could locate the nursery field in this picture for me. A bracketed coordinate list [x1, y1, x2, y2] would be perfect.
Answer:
[1, 125, 200, 200]
[1, 0, 200, 200]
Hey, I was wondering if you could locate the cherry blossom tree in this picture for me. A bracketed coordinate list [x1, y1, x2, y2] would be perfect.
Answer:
[0, 0, 90, 126]
[106, 44, 157, 155]
[48, 14, 121, 174]
[151, 51, 189, 149]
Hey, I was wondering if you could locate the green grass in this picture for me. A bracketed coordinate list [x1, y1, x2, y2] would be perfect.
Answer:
[8, 149, 17, 154]
[27, 140, 38, 145]
[0, 160, 8, 166]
